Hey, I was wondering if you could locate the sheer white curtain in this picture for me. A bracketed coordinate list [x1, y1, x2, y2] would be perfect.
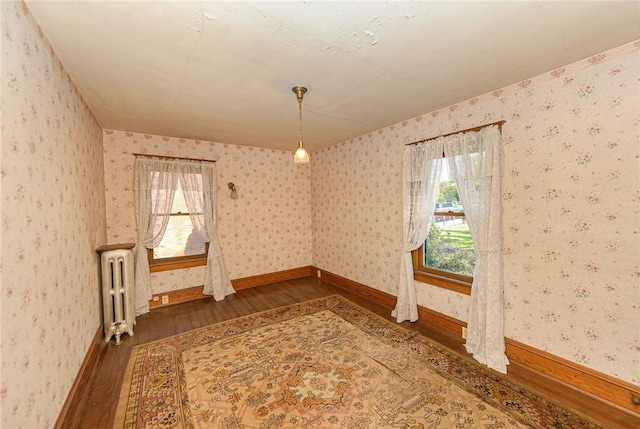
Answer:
[180, 162, 235, 301]
[133, 158, 177, 315]
[133, 158, 234, 316]
[444, 125, 508, 373]
[392, 141, 443, 322]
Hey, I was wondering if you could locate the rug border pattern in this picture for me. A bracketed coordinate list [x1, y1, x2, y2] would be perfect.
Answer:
[113, 295, 603, 429]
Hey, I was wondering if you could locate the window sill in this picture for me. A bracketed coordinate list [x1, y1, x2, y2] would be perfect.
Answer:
[413, 270, 472, 295]
[149, 258, 207, 273]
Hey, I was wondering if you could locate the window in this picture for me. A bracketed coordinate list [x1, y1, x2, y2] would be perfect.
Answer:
[412, 164, 474, 294]
[147, 178, 209, 272]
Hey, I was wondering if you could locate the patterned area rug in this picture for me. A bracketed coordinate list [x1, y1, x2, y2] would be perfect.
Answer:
[113, 295, 601, 428]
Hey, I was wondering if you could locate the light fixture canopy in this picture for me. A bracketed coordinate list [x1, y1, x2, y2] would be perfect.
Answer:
[292, 86, 310, 164]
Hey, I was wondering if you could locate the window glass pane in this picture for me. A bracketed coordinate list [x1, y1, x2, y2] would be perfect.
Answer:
[149, 172, 174, 215]
[154, 215, 205, 258]
[424, 165, 475, 278]
[150, 179, 192, 214]
[153, 181, 205, 259]
[424, 216, 475, 277]
[172, 182, 189, 213]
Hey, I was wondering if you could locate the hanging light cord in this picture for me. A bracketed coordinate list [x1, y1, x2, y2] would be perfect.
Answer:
[291, 86, 309, 163]
[298, 96, 304, 145]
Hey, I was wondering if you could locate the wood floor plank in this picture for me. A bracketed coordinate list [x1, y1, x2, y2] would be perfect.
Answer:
[71, 279, 637, 428]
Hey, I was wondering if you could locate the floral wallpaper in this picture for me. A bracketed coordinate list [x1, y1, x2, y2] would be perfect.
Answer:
[312, 41, 639, 385]
[103, 131, 312, 295]
[2, 4, 637, 428]
[1, 2, 107, 428]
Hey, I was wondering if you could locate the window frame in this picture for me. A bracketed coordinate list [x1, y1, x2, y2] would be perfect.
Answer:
[147, 239, 209, 272]
[147, 192, 209, 273]
[412, 209, 473, 295]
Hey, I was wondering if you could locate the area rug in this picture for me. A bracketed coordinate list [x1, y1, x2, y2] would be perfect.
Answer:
[113, 295, 601, 428]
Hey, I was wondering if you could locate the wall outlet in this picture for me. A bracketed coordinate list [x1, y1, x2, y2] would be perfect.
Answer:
[461, 326, 467, 339]
[161, 295, 169, 305]
[317, 270, 321, 278]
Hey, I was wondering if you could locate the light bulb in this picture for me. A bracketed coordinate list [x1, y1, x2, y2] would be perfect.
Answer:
[294, 146, 309, 164]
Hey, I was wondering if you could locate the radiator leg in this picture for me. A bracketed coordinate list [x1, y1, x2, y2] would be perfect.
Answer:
[114, 323, 122, 346]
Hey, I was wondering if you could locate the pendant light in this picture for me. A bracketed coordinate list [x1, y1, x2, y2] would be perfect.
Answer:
[292, 85, 310, 164]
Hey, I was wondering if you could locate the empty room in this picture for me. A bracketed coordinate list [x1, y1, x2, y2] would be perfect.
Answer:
[2, 1, 639, 428]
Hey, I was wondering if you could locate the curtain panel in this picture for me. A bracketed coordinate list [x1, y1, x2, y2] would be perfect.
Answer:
[133, 158, 234, 316]
[444, 125, 508, 373]
[392, 141, 443, 322]
[395, 124, 508, 373]
[133, 159, 178, 315]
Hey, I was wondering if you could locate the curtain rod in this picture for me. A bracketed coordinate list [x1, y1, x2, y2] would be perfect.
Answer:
[405, 120, 506, 146]
[132, 153, 216, 163]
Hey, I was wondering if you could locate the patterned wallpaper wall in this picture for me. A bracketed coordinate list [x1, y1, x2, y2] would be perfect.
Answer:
[2, 5, 637, 428]
[312, 42, 639, 385]
[1, 2, 107, 428]
[103, 131, 312, 295]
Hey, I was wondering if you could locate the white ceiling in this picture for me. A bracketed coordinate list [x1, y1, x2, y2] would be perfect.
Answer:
[26, 1, 639, 152]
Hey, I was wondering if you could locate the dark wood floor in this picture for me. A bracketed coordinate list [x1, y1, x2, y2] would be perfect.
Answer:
[74, 278, 637, 428]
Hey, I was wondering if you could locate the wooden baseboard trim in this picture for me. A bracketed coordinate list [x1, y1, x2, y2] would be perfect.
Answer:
[505, 337, 640, 414]
[149, 266, 314, 309]
[318, 269, 467, 336]
[318, 270, 397, 308]
[314, 267, 640, 414]
[416, 305, 466, 337]
[55, 326, 105, 429]
[233, 266, 314, 290]
[149, 285, 207, 309]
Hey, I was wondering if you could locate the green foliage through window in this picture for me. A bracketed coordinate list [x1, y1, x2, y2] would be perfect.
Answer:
[418, 165, 475, 281]
[424, 218, 475, 277]
[437, 181, 460, 203]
